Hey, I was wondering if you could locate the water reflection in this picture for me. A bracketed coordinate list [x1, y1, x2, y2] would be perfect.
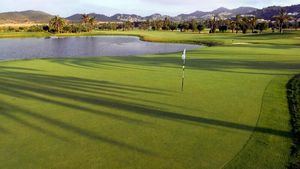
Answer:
[0, 36, 201, 60]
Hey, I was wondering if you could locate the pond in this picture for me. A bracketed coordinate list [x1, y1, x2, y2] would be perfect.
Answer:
[0, 36, 201, 60]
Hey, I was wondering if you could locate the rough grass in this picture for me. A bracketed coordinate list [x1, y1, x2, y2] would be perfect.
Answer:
[0, 30, 299, 169]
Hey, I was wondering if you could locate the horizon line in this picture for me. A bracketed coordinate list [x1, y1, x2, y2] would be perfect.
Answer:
[0, 3, 299, 17]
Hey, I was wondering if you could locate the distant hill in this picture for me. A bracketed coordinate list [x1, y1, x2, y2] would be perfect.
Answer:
[0, 4, 299, 24]
[249, 4, 300, 20]
[0, 10, 53, 24]
[66, 13, 111, 23]
[174, 7, 257, 20]
[176, 11, 208, 20]
[144, 13, 170, 21]
[231, 7, 258, 15]
[65, 7, 258, 23]
[110, 14, 144, 22]
[212, 7, 231, 14]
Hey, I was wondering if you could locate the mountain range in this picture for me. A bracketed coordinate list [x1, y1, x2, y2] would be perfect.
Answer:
[0, 4, 299, 24]
[66, 7, 259, 22]
[249, 4, 300, 20]
[0, 10, 52, 24]
[175, 7, 257, 20]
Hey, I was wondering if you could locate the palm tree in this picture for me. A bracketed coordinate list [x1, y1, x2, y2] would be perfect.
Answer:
[273, 8, 291, 34]
[88, 17, 96, 31]
[197, 23, 205, 33]
[235, 15, 242, 33]
[163, 17, 171, 30]
[141, 20, 150, 30]
[240, 17, 250, 34]
[249, 16, 257, 33]
[190, 19, 198, 32]
[49, 16, 65, 33]
[229, 21, 236, 33]
[209, 15, 217, 33]
[294, 17, 299, 30]
[124, 21, 133, 30]
[81, 14, 90, 25]
[256, 22, 268, 33]
[169, 22, 177, 31]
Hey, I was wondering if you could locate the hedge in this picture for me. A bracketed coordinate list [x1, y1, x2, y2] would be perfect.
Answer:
[287, 75, 300, 169]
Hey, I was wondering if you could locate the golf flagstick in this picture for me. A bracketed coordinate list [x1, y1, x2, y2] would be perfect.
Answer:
[181, 49, 186, 92]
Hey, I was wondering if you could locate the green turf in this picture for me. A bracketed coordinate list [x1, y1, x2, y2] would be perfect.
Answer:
[0, 30, 299, 169]
[0, 31, 51, 38]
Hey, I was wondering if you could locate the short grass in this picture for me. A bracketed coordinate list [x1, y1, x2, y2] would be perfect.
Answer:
[0, 30, 299, 169]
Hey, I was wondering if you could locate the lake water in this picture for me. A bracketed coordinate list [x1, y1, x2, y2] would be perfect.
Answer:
[0, 36, 201, 60]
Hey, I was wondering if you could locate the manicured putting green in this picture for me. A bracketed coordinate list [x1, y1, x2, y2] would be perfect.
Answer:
[0, 31, 299, 169]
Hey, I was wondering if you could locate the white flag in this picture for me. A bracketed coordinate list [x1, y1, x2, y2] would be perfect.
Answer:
[182, 49, 186, 60]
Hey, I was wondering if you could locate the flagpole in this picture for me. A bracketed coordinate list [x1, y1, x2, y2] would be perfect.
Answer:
[181, 49, 186, 92]
[181, 63, 185, 92]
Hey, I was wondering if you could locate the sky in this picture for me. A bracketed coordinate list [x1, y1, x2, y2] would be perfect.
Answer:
[0, 0, 299, 17]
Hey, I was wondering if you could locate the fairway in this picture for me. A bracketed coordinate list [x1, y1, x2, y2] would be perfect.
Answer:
[0, 31, 300, 169]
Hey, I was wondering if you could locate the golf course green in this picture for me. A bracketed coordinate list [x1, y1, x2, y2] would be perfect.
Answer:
[0, 30, 299, 169]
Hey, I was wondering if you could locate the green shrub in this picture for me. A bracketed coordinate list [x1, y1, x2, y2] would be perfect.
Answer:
[8, 26, 16, 32]
[287, 75, 300, 169]
[27, 25, 44, 32]
[18, 27, 27, 32]
[69, 25, 80, 33]
[62, 25, 72, 33]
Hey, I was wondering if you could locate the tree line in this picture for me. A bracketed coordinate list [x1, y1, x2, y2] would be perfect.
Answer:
[0, 8, 298, 34]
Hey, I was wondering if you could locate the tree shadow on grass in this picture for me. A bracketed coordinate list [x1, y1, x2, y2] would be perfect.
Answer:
[0, 70, 291, 141]
[231, 43, 300, 50]
[49, 55, 300, 76]
[50, 57, 155, 71]
[0, 74, 155, 126]
[0, 65, 42, 72]
[0, 101, 156, 156]
[0, 109, 69, 142]
[238, 32, 298, 40]
[0, 125, 10, 134]
[131, 55, 300, 72]
[0, 70, 171, 94]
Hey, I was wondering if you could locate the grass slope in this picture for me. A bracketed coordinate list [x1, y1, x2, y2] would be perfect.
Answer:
[0, 31, 299, 169]
[224, 76, 292, 169]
